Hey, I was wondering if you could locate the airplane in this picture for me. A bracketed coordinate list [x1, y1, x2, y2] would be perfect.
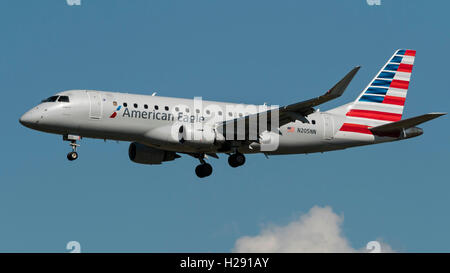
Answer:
[19, 49, 445, 178]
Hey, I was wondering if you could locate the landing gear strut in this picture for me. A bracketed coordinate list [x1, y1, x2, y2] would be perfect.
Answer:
[228, 152, 245, 168]
[64, 135, 81, 161]
[195, 155, 213, 178]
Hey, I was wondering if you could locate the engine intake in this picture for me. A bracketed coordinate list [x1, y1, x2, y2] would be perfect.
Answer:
[128, 142, 179, 165]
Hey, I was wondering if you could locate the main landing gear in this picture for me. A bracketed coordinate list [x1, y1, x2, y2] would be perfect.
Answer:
[195, 155, 213, 178]
[64, 134, 81, 161]
[228, 152, 246, 168]
[193, 152, 246, 178]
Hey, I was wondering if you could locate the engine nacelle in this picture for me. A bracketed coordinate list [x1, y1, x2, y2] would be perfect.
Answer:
[178, 124, 224, 148]
[128, 142, 179, 165]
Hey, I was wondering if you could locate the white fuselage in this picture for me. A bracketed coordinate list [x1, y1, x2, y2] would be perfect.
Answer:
[20, 89, 399, 156]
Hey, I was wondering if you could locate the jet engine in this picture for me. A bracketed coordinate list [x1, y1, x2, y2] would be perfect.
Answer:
[128, 142, 180, 165]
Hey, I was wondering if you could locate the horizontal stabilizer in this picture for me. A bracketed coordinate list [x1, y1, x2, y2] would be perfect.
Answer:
[370, 112, 446, 135]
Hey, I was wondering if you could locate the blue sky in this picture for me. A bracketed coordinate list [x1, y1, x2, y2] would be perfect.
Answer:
[0, 0, 448, 252]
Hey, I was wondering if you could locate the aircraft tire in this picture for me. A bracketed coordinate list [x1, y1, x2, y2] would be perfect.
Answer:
[228, 153, 245, 168]
[67, 152, 78, 161]
[195, 163, 213, 178]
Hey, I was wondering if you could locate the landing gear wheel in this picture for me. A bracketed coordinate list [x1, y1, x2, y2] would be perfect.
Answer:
[67, 151, 78, 161]
[195, 163, 213, 178]
[228, 153, 246, 168]
[64, 135, 81, 162]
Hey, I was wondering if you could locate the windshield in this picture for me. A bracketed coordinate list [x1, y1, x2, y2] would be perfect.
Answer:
[41, 96, 59, 103]
[41, 95, 70, 103]
[58, 96, 70, 102]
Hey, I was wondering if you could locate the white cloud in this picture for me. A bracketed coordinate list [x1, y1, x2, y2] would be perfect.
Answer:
[233, 206, 393, 253]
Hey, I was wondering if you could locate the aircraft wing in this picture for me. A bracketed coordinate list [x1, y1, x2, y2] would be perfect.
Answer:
[217, 66, 360, 137]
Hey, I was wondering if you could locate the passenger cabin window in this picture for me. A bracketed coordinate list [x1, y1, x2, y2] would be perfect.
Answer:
[134, 103, 138, 108]
[185, 108, 190, 113]
[41, 96, 59, 103]
[312, 120, 316, 125]
[58, 96, 70, 103]
[154, 105, 159, 110]
[218, 111, 222, 116]
[144, 104, 148, 109]
[175, 107, 180, 112]
[165, 106, 169, 111]
[123, 103, 128, 107]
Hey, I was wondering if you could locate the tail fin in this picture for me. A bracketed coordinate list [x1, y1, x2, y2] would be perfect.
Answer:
[338, 49, 416, 135]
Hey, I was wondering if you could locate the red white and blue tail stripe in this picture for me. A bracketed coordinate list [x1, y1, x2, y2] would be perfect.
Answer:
[339, 49, 416, 135]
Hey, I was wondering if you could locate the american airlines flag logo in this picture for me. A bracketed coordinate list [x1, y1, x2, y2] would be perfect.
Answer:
[287, 127, 295, 133]
[339, 49, 416, 135]
[110, 106, 122, 118]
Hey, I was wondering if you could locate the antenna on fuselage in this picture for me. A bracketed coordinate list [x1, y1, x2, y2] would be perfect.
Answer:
[152, 92, 157, 96]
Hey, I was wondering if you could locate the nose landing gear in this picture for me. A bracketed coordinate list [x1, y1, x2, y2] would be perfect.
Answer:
[64, 134, 81, 161]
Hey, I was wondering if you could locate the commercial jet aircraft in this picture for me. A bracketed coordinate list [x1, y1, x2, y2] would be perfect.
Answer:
[19, 49, 445, 178]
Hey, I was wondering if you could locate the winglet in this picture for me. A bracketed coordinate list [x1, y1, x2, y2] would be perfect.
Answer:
[325, 66, 361, 99]
[283, 66, 360, 114]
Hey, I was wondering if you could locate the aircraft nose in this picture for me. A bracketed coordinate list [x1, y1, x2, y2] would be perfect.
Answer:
[19, 109, 39, 128]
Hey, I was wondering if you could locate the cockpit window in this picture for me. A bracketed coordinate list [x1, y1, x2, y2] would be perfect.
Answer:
[41, 96, 59, 103]
[58, 96, 70, 102]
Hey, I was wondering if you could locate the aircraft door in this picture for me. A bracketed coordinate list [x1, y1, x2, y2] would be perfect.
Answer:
[323, 113, 334, 140]
[87, 91, 102, 119]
